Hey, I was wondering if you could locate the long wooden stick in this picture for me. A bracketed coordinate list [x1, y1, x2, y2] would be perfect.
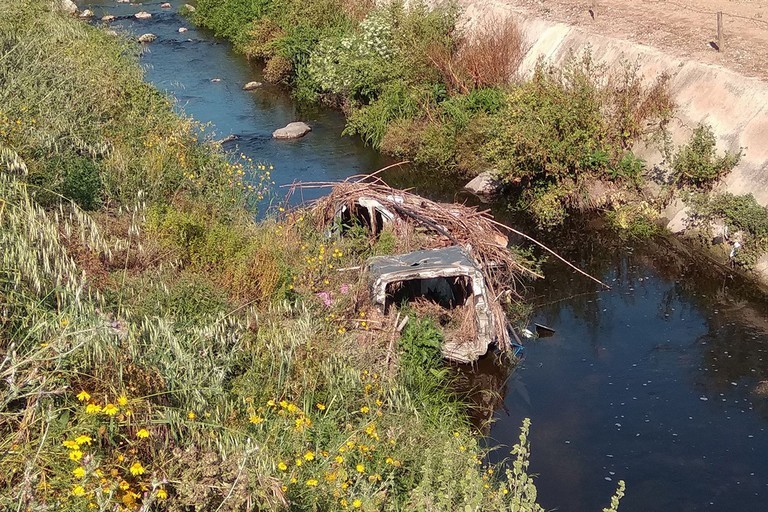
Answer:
[486, 218, 611, 289]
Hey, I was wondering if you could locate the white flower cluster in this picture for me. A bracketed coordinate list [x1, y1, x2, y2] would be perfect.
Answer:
[307, 9, 395, 95]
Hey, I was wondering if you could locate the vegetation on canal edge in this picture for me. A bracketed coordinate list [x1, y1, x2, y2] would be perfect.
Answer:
[194, 0, 675, 230]
[192, 0, 768, 280]
[0, 2, 631, 511]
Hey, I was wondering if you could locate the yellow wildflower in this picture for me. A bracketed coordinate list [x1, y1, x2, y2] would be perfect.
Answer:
[156, 488, 168, 500]
[136, 429, 150, 439]
[316, 403, 326, 411]
[103, 404, 118, 416]
[69, 450, 83, 462]
[75, 435, 92, 446]
[305, 479, 318, 487]
[355, 464, 365, 473]
[117, 395, 128, 406]
[62, 440, 79, 450]
[85, 404, 102, 414]
[119, 481, 130, 491]
[77, 391, 91, 402]
[295, 458, 302, 467]
[249, 415, 264, 425]
[73, 467, 86, 478]
[267, 399, 276, 407]
[277, 461, 288, 471]
[353, 499, 362, 508]
[72, 485, 86, 497]
[360, 406, 369, 414]
[129, 461, 145, 476]
[279, 400, 288, 409]
[187, 411, 196, 420]
[340, 498, 348, 507]
[303, 451, 315, 461]
[335, 455, 344, 464]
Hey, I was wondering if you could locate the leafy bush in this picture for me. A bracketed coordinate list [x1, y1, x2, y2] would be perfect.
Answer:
[307, 9, 396, 101]
[484, 57, 609, 185]
[194, 0, 272, 49]
[399, 315, 444, 369]
[672, 124, 741, 188]
[345, 81, 434, 148]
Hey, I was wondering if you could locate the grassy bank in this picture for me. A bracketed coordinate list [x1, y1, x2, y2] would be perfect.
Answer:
[194, 0, 675, 229]
[0, 1, 627, 511]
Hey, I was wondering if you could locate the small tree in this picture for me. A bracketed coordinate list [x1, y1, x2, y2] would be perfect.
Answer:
[672, 124, 741, 188]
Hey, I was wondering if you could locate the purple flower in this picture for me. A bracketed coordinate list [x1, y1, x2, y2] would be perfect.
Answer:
[317, 292, 332, 307]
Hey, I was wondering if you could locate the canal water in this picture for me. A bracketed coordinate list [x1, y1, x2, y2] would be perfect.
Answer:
[83, 2, 768, 510]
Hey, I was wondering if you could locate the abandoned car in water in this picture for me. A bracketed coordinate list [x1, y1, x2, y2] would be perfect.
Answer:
[298, 177, 540, 363]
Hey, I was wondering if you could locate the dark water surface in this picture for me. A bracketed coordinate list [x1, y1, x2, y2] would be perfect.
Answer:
[85, 3, 768, 510]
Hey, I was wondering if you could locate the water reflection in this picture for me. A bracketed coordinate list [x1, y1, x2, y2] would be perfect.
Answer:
[484, 220, 768, 512]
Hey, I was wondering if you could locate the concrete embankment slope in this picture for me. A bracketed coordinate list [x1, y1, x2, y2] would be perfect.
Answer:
[459, 0, 768, 207]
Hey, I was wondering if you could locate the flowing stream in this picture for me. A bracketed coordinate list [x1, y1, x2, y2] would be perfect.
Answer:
[83, 2, 768, 510]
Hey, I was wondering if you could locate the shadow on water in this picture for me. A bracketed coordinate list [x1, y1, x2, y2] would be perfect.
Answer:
[83, 4, 768, 511]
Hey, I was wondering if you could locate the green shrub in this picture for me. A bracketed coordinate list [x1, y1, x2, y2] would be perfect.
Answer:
[194, 0, 272, 49]
[526, 185, 569, 230]
[399, 315, 444, 370]
[483, 58, 609, 186]
[672, 124, 741, 188]
[345, 82, 433, 148]
[60, 157, 103, 210]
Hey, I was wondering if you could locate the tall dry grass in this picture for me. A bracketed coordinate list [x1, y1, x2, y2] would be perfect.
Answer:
[429, 16, 525, 94]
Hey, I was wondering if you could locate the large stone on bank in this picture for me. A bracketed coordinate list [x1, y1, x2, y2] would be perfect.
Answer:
[137, 33, 157, 43]
[134, 11, 152, 19]
[272, 122, 311, 139]
[101, 14, 116, 22]
[79, 9, 94, 18]
[755, 254, 768, 289]
[463, 171, 502, 200]
[57, 0, 77, 14]
[183, 4, 195, 12]
[666, 207, 691, 234]
[242, 81, 262, 91]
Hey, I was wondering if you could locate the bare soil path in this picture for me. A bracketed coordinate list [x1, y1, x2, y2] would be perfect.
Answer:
[470, 0, 768, 80]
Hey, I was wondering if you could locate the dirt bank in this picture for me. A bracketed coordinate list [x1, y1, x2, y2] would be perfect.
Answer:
[466, 0, 768, 81]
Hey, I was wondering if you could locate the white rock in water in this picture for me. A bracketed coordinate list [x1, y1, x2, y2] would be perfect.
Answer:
[101, 14, 116, 22]
[242, 81, 262, 91]
[178, 27, 188, 33]
[79, 9, 94, 17]
[210, 78, 222, 83]
[273, 122, 312, 139]
[161, 2, 172, 7]
[57, 0, 77, 14]
[137, 33, 157, 43]
[134, 11, 152, 19]
[117, 0, 129, 3]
